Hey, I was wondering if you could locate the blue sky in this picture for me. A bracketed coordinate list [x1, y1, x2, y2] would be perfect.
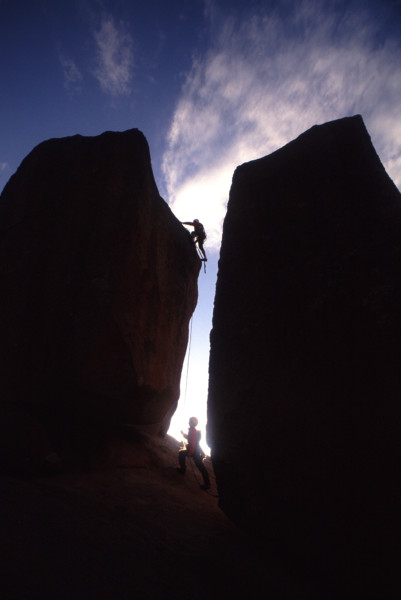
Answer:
[1, 0, 401, 449]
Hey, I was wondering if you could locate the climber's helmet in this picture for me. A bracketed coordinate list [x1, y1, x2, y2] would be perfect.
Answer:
[189, 416, 198, 427]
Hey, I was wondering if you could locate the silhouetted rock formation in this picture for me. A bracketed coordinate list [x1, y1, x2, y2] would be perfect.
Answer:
[0, 129, 200, 471]
[208, 115, 401, 597]
[0, 435, 280, 600]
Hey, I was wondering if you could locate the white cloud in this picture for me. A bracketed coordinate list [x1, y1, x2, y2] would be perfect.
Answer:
[170, 163, 233, 249]
[93, 14, 133, 97]
[162, 0, 401, 252]
[60, 57, 83, 93]
[0, 162, 8, 175]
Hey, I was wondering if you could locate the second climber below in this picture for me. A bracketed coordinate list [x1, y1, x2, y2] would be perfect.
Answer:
[177, 417, 210, 490]
[182, 219, 207, 261]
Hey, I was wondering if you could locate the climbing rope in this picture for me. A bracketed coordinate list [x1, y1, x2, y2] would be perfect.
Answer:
[182, 316, 193, 414]
[180, 314, 215, 495]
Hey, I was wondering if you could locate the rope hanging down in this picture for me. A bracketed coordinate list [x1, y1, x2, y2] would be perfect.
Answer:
[181, 317, 215, 496]
[182, 316, 193, 414]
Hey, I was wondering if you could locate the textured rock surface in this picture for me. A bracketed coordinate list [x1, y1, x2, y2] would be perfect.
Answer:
[208, 115, 401, 596]
[0, 436, 308, 600]
[0, 129, 200, 470]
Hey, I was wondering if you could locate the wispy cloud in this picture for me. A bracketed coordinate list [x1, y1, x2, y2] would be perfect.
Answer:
[92, 14, 134, 97]
[60, 56, 83, 93]
[162, 0, 401, 251]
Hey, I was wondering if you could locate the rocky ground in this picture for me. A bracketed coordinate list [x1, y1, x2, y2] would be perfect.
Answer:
[1, 433, 317, 600]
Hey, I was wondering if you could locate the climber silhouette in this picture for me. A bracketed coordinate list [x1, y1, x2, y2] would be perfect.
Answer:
[177, 417, 210, 490]
[182, 219, 207, 261]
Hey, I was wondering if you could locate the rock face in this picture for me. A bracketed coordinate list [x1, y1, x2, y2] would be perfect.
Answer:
[0, 129, 200, 470]
[208, 116, 401, 595]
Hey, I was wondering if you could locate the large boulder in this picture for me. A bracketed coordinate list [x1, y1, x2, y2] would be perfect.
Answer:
[208, 115, 401, 596]
[0, 129, 200, 470]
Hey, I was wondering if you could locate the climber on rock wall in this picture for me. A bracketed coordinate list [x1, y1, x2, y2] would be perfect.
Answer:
[177, 416, 210, 490]
[182, 219, 207, 261]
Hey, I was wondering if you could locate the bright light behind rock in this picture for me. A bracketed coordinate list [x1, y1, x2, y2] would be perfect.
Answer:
[163, 0, 401, 447]
[163, 0, 401, 248]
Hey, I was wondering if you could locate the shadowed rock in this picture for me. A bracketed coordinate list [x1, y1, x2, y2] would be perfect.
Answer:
[208, 115, 401, 597]
[0, 129, 200, 470]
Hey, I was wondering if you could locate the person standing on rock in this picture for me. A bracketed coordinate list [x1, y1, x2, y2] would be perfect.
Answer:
[182, 219, 207, 261]
[177, 417, 210, 490]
